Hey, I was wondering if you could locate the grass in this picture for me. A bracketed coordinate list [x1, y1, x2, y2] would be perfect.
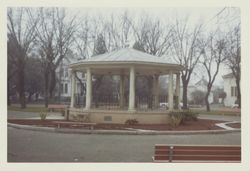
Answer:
[8, 106, 48, 113]
[190, 109, 240, 116]
[8, 105, 240, 116]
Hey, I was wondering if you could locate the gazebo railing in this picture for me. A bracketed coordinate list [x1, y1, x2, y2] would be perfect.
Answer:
[135, 95, 168, 110]
[74, 93, 174, 110]
[92, 93, 120, 109]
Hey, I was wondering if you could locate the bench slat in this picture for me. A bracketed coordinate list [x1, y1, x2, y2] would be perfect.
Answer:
[172, 155, 241, 161]
[154, 155, 241, 161]
[155, 150, 240, 156]
[155, 145, 240, 151]
[153, 144, 241, 162]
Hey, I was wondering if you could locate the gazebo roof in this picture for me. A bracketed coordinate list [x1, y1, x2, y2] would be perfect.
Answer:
[82, 48, 171, 63]
[69, 48, 183, 74]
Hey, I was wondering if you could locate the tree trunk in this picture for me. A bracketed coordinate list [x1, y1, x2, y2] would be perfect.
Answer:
[93, 75, 103, 107]
[7, 83, 11, 106]
[182, 81, 188, 110]
[205, 90, 211, 112]
[49, 69, 56, 99]
[18, 63, 26, 108]
[44, 70, 49, 108]
[28, 92, 34, 102]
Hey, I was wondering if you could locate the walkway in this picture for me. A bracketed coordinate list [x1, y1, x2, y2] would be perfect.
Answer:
[8, 127, 240, 162]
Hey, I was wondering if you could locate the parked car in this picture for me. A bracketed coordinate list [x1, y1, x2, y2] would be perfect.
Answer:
[231, 103, 239, 108]
[159, 102, 184, 108]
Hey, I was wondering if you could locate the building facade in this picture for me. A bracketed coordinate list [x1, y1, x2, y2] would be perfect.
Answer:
[56, 58, 86, 101]
[222, 73, 238, 107]
[180, 76, 214, 105]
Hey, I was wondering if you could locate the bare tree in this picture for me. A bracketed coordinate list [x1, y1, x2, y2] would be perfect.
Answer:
[7, 8, 39, 108]
[224, 24, 241, 108]
[131, 15, 172, 108]
[33, 8, 77, 107]
[131, 15, 172, 56]
[7, 36, 18, 106]
[199, 32, 226, 111]
[99, 11, 132, 51]
[74, 15, 92, 59]
[170, 17, 203, 109]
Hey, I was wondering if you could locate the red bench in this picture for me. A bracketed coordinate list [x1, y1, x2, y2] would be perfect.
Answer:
[47, 104, 67, 112]
[53, 121, 96, 130]
[152, 144, 241, 163]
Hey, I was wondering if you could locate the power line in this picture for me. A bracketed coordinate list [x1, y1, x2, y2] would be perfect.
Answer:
[201, 7, 227, 31]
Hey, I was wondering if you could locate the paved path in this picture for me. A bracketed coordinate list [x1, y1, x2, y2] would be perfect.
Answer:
[8, 111, 64, 120]
[8, 127, 241, 162]
[198, 114, 241, 122]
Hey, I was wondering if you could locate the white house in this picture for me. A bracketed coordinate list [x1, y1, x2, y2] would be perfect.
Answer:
[180, 76, 214, 104]
[222, 73, 238, 107]
[56, 58, 86, 100]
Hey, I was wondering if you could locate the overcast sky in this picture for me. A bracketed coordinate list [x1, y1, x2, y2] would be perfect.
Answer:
[68, 7, 240, 86]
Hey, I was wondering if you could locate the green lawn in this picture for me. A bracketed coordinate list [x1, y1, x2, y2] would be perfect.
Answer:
[190, 109, 240, 116]
[8, 106, 48, 113]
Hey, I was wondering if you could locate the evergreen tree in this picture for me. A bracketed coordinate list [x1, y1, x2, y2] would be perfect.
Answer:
[93, 34, 107, 56]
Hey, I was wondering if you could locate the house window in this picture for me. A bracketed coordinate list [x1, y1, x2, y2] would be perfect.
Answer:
[60, 68, 64, 78]
[60, 83, 63, 93]
[65, 70, 68, 78]
[65, 83, 68, 94]
[231, 86, 238, 97]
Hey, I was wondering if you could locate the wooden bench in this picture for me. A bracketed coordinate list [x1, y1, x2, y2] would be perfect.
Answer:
[53, 121, 96, 130]
[48, 104, 67, 112]
[152, 144, 241, 163]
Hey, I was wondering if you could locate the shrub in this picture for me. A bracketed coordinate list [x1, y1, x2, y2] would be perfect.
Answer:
[39, 112, 47, 121]
[125, 119, 138, 125]
[182, 110, 199, 121]
[168, 110, 199, 127]
[60, 110, 65, 116]
[169, 112, 184, 127]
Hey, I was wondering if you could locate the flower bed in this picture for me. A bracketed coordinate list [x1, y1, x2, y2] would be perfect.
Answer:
[8, 119, 223, 131]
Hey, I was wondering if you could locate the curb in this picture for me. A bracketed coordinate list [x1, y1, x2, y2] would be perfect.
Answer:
[8, 123, 241, 135]
[216, 121, 240, 130]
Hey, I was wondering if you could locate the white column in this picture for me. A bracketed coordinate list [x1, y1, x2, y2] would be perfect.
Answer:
[70, 70, 76, 108]
[119, 74, 125, 108]
[128, 66, 135, 111]
[168, 71, 174, 110]
[85, 68, 92, 110]
[176, 73, 181, 109]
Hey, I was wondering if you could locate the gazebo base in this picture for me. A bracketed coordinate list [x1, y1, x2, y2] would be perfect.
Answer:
[69, 108, 172, 124]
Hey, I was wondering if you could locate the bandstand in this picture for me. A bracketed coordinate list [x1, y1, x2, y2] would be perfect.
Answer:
[68, 48, 183, 124]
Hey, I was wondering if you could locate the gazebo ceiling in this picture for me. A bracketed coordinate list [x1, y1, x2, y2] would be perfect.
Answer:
[69, 48, 184, 74]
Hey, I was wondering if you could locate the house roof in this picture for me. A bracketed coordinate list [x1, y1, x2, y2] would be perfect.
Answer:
[69, 48, 184, 71]
[195, 77, 208, 86]
[222, 73, 234, 79]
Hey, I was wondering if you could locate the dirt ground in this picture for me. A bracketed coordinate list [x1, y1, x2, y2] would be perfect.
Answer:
[227, 123, 241, 128]
[8, 119, 227, 131]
